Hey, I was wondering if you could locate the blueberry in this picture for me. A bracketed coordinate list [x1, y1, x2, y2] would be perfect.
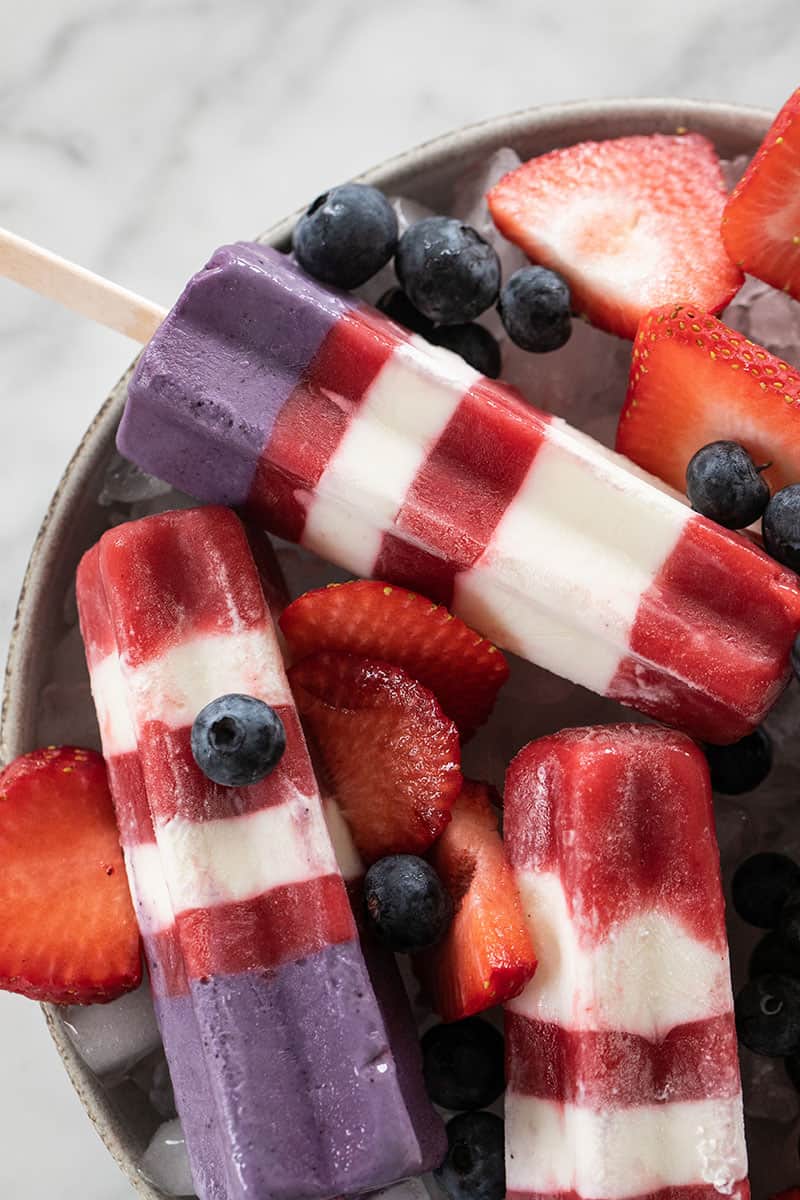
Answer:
[685, 441, 770, 529]
[435, 1112, 505, 1200]
[191, 694, 286, 787]
[395, 217, 501, 325]
[780, 889, 800, 955]
[497, 265, 572, 353]
[703, 728, 772, 795]
[377, 288, 433, 336]
[431, 324, 502, 379]
[363, 855, 453, 953]
[750, 931, 800, 980]
[421, 1018, 505, 1111]
[735, 974, 800, 1056]
[732, 853, 800, 928]
[292, 183, 398, 289]
[763, 484, 800, 571]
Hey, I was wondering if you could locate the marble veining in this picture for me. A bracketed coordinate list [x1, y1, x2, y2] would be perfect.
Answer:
[1, 1, 799, 1196]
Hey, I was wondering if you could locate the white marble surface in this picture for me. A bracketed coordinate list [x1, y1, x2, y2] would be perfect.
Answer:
[1, 1, 799, 1195]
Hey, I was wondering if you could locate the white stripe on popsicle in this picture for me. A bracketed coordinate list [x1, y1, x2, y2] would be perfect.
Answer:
[453, 418, 691, 694]
[505, 1092, 748, 1200]
[91, 627, 292, 754]
[506, 871, 733, 1034]
[302, 336, 478, 575]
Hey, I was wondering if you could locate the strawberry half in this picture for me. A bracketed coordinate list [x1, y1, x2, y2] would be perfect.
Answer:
[0, 747, 141, 1004]
[616, 303, 800, 494]
[722, 88, 800, 299]
[416, 781, 536, 1022]
[280, 581, 509, 738]
[488, 133, 743, 339]
[288, 651, 462, 863]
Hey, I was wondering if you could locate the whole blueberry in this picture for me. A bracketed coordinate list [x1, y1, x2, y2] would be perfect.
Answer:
[763, 484, 800, 572]
[685, 441, 770, 529]
[431, 324, 502, 379]
[435, 1112, 505, 1200]
[732, 853, 800, 928]
[421, 1018, 505, 1111]
[364, 855, 453, 953]
[497, 265, 572, 353]
[377, 288, 434, 336]
[292, 183, 398, 289]
[703, 728, 772, 795]
[191, 694, 286, 787]
[395, 217, 501, 325]
[750, 931, 800, 980]
[735, 974, 800, 1056]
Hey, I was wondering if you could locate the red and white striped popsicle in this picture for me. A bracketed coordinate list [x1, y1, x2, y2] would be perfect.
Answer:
[117, 244, 800, 745]
[76, 505, 443, 1200]
[503, 725, 748, 1200]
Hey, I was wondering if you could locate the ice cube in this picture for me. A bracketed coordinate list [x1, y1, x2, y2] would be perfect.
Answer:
[724, 275, 800, 368]
[36, 681, 101, 750]
[721, 154, 752, 192]
[369, 1180, 430, 1200]
[98, 452, 173, 506]
[713, 799, 755, 869]
[740, 1048, 800, 1124]
[501, 316, 632, 443]
[140, 1118, 195, 1197]
[131, 1051, 177, 1120]
[450, 147, 529, 284]
[62, 980, 161, 1083]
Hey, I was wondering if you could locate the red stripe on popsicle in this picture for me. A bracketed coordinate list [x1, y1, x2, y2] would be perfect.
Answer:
[249, 307, 403, 541]
[505, 726, 727, 953]
[150, 875, 355, 994]
[610, 516, 800, 744]
[505, 1012, 742, 1106]
[374, 381, 550, 605]
[507, 1186, 750, 1200]
[139, 707, 316, 825]
[100, 508, 269, 667]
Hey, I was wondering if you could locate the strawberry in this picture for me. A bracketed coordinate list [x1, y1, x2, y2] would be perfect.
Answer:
[288, 652, 462, 863]
[415, 781, 536, 1022]
[770, 1191, 800, 1200]
[488, 133, 743, 340]
[280, 580, 509, 738]
[0, 747, 141, 1004]
[616, 304, 800, 494]
[722, 88, 800, 300]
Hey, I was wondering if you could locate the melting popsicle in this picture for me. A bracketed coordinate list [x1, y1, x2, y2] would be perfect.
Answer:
[503, 724, 748, 1200]
[117, 242, 800, 745]
[77, 505, 444, 1200]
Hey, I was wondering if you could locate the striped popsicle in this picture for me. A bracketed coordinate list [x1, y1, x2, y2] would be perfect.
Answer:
[76, 506, 443, 1200]
[503, 725, 748, 1200]
[118, 243, 800, 745]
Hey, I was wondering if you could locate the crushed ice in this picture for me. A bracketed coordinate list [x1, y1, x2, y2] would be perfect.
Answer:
[140, 1119, 195, 1197]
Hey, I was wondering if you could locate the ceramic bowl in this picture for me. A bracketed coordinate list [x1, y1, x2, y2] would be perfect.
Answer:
[0, 99, 771, 1197]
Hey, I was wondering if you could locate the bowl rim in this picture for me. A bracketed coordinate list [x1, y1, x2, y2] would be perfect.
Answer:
[0, 95, 774, 1198]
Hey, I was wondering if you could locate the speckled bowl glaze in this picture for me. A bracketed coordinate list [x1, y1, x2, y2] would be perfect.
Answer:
[0, 100, 771, 1197]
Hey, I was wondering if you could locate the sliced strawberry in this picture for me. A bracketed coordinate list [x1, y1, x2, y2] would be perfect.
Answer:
[722, 88, 800, 299]
[616, 303, 800, 494]
[288, 652, 462, 863]
[280, 580, 509, 738]
[488, 133, 743, 339]
[416, 781, 536, 1022]
[0, 747, 141, 1004]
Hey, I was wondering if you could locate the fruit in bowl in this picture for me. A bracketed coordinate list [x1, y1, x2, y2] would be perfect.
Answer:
[5, 95, 800, 1200]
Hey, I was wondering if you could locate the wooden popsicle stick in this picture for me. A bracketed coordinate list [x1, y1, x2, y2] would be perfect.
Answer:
[0, 227, 167, 344]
